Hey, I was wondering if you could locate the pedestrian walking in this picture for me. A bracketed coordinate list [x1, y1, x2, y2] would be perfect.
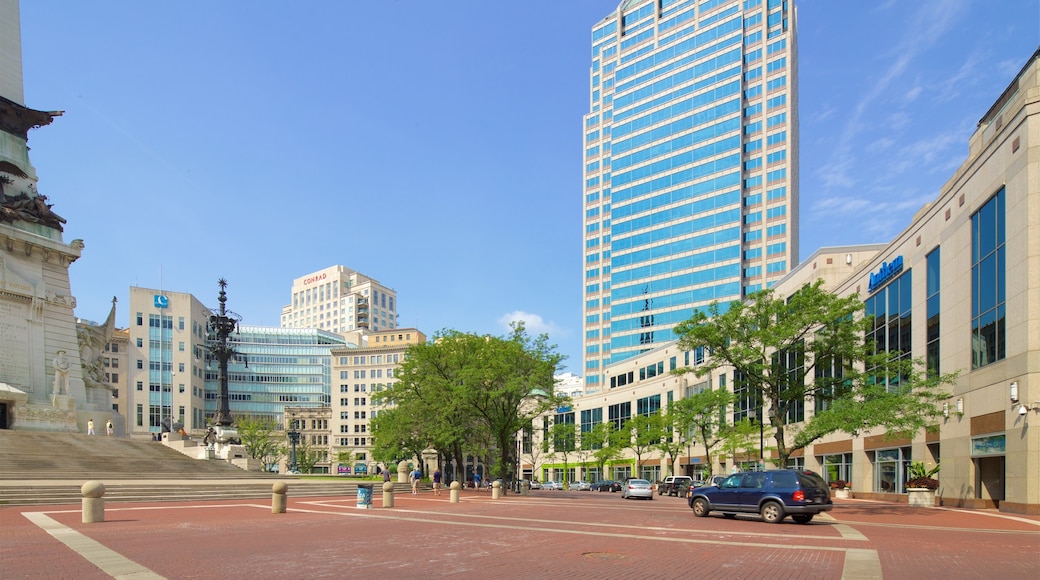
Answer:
[106, 420, 114, 436]
[411, 467, 422, 495]
[382, 468, 391, 483]
[433, 469, 443, 496]
[87, 418, 95, 435]
[473, 472, 481, 491]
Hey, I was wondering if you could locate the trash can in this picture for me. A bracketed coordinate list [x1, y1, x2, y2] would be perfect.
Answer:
[356, 483, 373, 510]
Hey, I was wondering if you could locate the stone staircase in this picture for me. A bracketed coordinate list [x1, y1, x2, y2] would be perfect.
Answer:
[0, 430, 410, 506]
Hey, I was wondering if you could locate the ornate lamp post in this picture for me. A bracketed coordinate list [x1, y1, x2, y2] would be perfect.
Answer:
[287, 412, 300, 473]
[207, 279, 242, 427]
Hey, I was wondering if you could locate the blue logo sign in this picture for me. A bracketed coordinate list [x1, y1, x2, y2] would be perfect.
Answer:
[868, 256, 904, 293]
[154, 295, 169, 309]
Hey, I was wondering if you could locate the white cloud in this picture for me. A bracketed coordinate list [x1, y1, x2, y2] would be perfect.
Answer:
[498, 310, 564, 337]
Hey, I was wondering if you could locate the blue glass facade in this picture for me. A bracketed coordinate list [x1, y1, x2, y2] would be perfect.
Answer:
[583, 0, 798, 388]
[203, 326, 348, 422]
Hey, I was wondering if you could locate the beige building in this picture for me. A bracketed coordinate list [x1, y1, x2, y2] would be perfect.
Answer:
[125, 287, 211, 437]
[330, 328, 425, 474]
[544, 48, 1040, 514]
[103, 328, 129, 419]
[284, 405, 331, 473]
[280, 265, 398, 334]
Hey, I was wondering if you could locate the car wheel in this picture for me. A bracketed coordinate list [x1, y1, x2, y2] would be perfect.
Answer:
[792, 514, 814, 524]
[691, 497, 710, 517]
[760, 501, 786, 524]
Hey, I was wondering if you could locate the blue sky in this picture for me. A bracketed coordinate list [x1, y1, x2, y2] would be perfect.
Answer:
[17, 0, 1039, 374]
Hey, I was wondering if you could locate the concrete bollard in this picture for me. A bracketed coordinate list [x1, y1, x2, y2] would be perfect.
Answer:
[382, 481, 395, 508]
[81, 481, 105, 523]
[449, 480, 461, 504]
[272, 481, 288, 514]
[521, 480, 530, 496]
[492, 479, 501, 499]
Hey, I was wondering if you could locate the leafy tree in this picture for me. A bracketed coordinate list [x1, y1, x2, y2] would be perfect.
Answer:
[375, 323, 564, 485]
[294, 435, 325, 474]
[674, 280, 958, 466]
[588, 421, 622, 480]
[669, 388, 733, 478]
[655, 407, 688, 478]
[236, 415, 282, 470]
[623, 414, 666, 479]
[548, 420, 578, 484]
[718, 418, 761, 469]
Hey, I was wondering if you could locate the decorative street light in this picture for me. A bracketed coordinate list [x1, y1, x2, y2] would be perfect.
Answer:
[207, 279, 243, 427]
[287, 412, 300, 473]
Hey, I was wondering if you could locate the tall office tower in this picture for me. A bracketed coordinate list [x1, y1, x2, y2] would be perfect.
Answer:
[280, 265, 398, 334]
[582, 0, 798, 390]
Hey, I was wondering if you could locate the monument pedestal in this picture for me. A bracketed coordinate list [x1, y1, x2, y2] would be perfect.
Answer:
[13, 400, 77, 432]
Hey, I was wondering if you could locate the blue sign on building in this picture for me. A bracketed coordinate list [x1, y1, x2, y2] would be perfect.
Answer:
[154, 294, 169, 309]
[867, 256, 904, 293]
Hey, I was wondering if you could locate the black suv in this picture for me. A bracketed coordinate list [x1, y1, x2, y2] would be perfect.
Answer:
[687, 469, 833, 524]
[658, 475, 693, 496]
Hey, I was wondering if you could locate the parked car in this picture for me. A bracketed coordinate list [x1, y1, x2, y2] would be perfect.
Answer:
[569, 481, 592, 491]
[527, 480, 542, 490]
[658, 475, 693, 496]
[687, 469, 833, 524]
[621, 478, 654, 500]
[542, 481, 563, 490]
[593, 480, 622, 492]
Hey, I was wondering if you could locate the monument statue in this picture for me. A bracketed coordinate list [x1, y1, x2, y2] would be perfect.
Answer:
[51, 350, 70, 396]
[76, 297, 117, 391]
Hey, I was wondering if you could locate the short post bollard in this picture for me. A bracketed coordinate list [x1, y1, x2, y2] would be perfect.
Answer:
[81, 481, 105, 523]
[449, 480, 461, 504]
[521, 479, 530, 496]
[272, 481, 288, 514]
[382, 481, 395, 508]
[492, 479, 501, 499]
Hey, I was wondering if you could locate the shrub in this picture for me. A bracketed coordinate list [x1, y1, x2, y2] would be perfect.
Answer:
[905, 476, 939, 490]
[830, 479, 846, 489]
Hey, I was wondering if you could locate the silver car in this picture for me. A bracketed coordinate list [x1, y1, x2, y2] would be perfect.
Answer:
[621, 478, 654, 500]
[569, 481, 592, 491]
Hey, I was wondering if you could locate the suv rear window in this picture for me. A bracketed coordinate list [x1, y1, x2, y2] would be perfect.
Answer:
[796, 471, 828, 490]
[770, 471, 797, 487]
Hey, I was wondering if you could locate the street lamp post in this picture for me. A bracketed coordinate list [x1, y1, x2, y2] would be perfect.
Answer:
[287, 413, 300, 473]
[207, 279, 242, 427]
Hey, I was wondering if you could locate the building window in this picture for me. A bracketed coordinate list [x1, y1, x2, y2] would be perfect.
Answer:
[971, 188, 1005, 369]
[926, 247, 941, 377]
[864, 268, 912, 391]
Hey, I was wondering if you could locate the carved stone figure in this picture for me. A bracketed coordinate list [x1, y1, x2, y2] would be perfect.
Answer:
[52, 350, 70, 396]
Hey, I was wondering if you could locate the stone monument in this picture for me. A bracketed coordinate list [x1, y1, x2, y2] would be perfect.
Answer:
[0, 0, 115, 432]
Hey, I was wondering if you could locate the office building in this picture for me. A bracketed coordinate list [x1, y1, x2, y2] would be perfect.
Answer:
[583, 0, 798, 390]
[203, 325, 347, 422]
[330, 328, 425, 474]
[543, 46, 1040, 514]
[280, 265, 398, 334]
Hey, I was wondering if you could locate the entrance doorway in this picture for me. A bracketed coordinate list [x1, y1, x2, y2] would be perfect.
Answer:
[975, 455, 1005, 507]
[0, 402, 7, 429]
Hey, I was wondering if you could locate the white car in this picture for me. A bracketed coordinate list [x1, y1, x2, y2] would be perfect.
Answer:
[527, 480, 542, 490]
[543, 481, 563, 490]
[621, 478, 654, 500]
[569, 481, 592, 491]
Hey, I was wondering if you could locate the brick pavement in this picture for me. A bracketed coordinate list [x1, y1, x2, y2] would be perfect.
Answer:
[1, 489, 1037, 579]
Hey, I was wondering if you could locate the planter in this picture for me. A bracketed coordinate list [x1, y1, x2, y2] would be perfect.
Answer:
[834, 488, 852, 500]
[907, 487, 936, 507]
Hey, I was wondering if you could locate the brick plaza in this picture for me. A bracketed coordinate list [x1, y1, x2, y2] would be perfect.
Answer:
[2, 488, 1037, 579]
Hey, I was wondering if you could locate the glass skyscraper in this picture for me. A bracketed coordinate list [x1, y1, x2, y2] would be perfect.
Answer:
[583, 0, 798, 390]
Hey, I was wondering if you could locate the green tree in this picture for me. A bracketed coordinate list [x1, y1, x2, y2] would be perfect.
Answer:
[294, 435, 325, 474]
[376, 323, 564, 485]
[589, 421, 622, 480]
[674, 280, 958, 466]
[548, 420, 578, 484]
[669, 388, 733, 478]
[718, 418, 760, 469]
[236, 415, 282, 471]
[623, 414, 666, 479]
[656, 407, 688, 478]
